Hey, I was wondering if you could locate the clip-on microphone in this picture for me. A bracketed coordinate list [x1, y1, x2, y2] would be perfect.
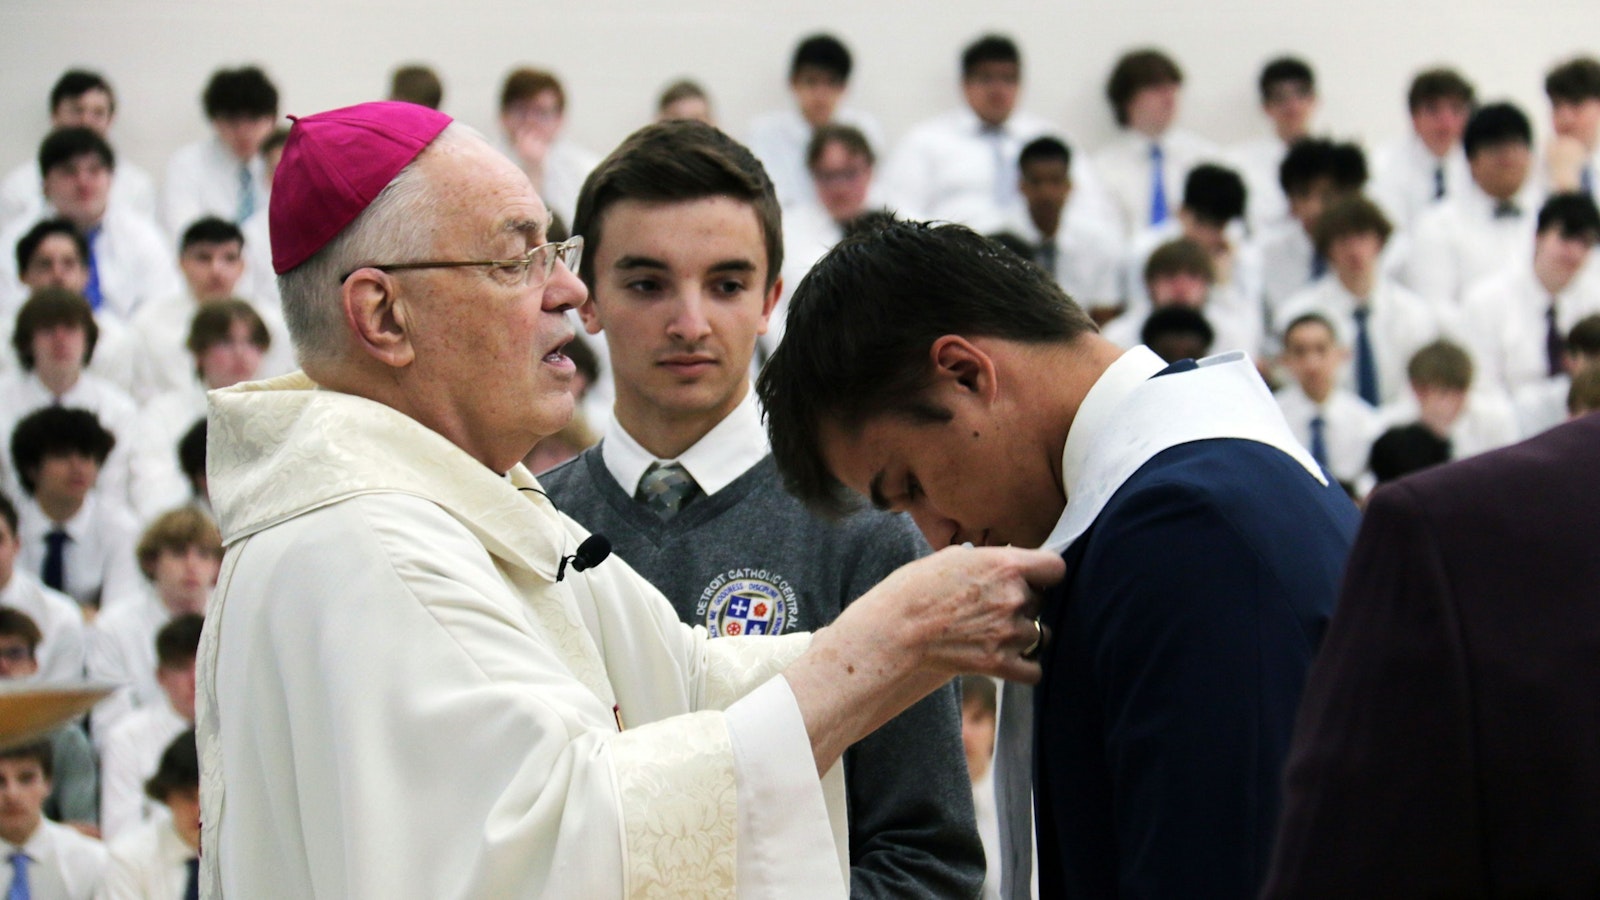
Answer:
[557, 534, 612, 582]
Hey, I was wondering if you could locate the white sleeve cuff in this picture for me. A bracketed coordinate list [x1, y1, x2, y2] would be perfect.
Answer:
[725, 674, 849, 898]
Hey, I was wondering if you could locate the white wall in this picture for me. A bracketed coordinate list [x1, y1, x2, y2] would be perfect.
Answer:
[0, 0, 1594, 187]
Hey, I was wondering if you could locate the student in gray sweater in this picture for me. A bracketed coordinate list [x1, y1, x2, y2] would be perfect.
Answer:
[540, 119, 985, 899]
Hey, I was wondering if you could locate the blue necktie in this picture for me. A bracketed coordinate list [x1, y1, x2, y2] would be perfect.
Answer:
[1352, 306, 1380, 406]
[1309, 414, 1329, 470]
[237, 165, 256, 223]
[1547, 301, 1565, 378]
[1582, 165, 1594, 198]
[7, 852, 29, 900]
[41, 528, 68, 594]
[82, 226, 103, 310]
[1149, 143, 1169, 226]
[1310, 252, 1327, 280]
[184, 857, 200, 900]
[1433, 163, 1446, 200]
[636, 463, 701, 521]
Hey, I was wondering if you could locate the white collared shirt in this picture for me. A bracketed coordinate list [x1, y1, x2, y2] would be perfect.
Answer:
[3, 818, 108, 900]
[745, 105, 887, 211]
[0, 157, 158, 236]
[601, 386, 768, 499]
[881, 107, 1120, 239]
[87, 586, 184, 751]
[1227, 133, 1294, 234]
[1370, 133, 1473, 231]
[0, 570, 85, 682]
[162, 136, 267, 238]
[128, 381, 208, 521]
[100, 698, 190, 842]
[1274, 382, 1382, 487]
[1003, 212, 1123, 309]
[1092, 127, 1222, 241]
[494, 136, 598, 228]
[15, 491, 142, 614]
[1376, 388, 1520, 461]
[100, 811, 195, 900]
[1401, 179, 1544, 307]
[1277, 274, 1442, 406]
[1060, 345, 1168, 498]
[1462, 260, 1600, 393]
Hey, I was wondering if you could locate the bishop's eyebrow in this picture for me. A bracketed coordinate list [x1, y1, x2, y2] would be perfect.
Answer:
[503, 217, 547, 245]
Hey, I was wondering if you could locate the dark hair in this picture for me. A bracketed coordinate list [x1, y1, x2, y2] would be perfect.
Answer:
[0, 492, 15, 537]
[38, 127, 113, 179]
[178, 420, 208, 485]
[1536, 192, 1600, 241]
[984, 230, 1037, 262]
[1407, 339, 1473, 390]
[12, 287, 98, 370]
[49, 70, 114, 114]
[10, 407, 115, 495]
[1407, 68, 1476, 113]
[389, 64, 444, 109]
[180, 216, 245, 254]
[1283, 311, 1340, 347]
[573, 120, 783, 293]
[501, 68, 563, 113]
[144, 729, 199, 802]
[0, 739, 53, 781]
[187, 299, 270, 359]
[1106, 48, 1183, 126]
[1182, 164, 1247, 226]
[1569, 366, 1600, 415]
[14, 218, 88, 276]
[1279, 138, 1367, 197]
[262, 125, 291, 158]
[1545, 56, 1600, 103]
[1019, 136, 1071, 170]
[1141, 306, 1214, 352]
[657, 79, 708, 112]
[0, 607, 42, 652]
[137, 507, 221, 579]
[791, 34, 852, 83]
[1313, 194, 1393, 257]
[1462, 102, 1532, 158]
[156, 613, 205, 670]
[806, 124, 874, 170]
[756, 217, 1096, 515]
[1369, 424, 1451, 483]
[1568, 314, 1600, 357]
[1144, 238, 1214, 285]
[961, 34, 1020, 78]
[203, 66, 278, 120]
[1259, 57, 1315, 102]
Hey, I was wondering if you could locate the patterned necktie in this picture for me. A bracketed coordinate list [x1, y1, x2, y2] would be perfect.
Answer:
[42, 528, 69, 593]
[1547, 301, 1566, 378]
[237, 165, 256, 223]
[1352, 306, 1381, 406]
[635, 462, 701, 521]
[82, 225, 103, 310]
[184, 857, 200, 900]
[1433, 163, 1446, 200]
[1309, 414, 1329, 470]
[6, 852, 29, 900]
[1148, 142, 1169, 226]
[995, 681, 1034, 899]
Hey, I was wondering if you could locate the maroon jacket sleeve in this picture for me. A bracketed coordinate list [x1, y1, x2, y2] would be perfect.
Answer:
[1262, 479, 1489, 898]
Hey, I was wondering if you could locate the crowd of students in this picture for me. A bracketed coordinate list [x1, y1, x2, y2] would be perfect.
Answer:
[0, 31, 1597, 899]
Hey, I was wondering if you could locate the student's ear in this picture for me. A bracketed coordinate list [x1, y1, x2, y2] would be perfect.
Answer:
[929, 335, 998, 402]
[577, 292, 604, 335]
[341, 270, 413, 368]
[755, 276, 783, 336]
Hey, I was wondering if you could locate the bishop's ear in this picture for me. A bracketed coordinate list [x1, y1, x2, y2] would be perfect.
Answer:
[342, 269, 415, 368]
[929, 335, 998, 399]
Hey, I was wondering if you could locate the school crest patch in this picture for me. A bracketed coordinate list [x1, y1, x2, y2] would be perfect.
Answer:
[696, 568, 798, 637]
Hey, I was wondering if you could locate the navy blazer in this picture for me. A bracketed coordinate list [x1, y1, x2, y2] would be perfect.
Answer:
[1033, 432, 1359, 898]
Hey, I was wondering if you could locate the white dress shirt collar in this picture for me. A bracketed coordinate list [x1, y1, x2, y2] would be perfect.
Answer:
[602, 387, 768, 499]
[1059, 345, 1168, 498]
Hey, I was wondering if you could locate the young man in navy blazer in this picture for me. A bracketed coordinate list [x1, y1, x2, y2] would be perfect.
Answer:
[759, 218, 1360, 898]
